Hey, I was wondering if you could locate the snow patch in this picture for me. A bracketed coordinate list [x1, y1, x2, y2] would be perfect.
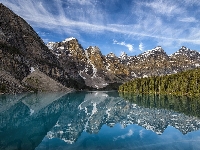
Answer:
[85, 50, 89, 59]
[59, 46, 64, 50]
[106, 108, 111, 118]
[195, 64, 200, 67]
[84, 102, 98, 131]
[30, 109, 34, 116]
[62, 139, 74, 144]
[95, 85, 99, 89]
[79, 70, 86, 79]
[54, 121, 60, 127]
[46, 42, 55, 50]
[106, 63, 111, 71]
[131, 72, 137, 77]
[92, 103, 98, 114]
[120, 51, 128, 60]
[143, 75, 148, 78]
[30, 67, 35, 73]
[139, 46, 162, 58]
[91, 63, 97, 78]
[63, 37, 76, 42]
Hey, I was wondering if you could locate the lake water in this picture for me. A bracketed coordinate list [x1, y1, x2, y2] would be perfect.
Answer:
[1, 91, 200, 150]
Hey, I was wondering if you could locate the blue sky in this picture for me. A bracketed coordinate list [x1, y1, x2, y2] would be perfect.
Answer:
[1, 0, 200, 56]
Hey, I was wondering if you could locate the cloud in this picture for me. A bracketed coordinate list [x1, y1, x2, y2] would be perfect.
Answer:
[139, 129, 145, 139]
[2, 0, 200, 52]
[68, 0, 93, 5]
[113, 40, 134, 52]
[179, 17, 198, 23]
[139, 42, 144, 51]
[113, 129, 133, 141]
[143, 0, 182, 16]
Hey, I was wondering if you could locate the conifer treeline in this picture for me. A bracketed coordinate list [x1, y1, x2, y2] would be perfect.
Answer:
[119, 68, 200, 96]
[119, 93, 200, 118]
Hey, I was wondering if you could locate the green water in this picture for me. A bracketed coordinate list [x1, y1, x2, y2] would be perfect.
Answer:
[0, 91, 200, 150]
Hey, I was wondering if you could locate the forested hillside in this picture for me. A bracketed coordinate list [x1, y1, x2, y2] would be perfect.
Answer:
[119, 68, 200, 96]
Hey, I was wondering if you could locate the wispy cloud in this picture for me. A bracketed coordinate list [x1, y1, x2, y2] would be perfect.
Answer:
[67, 0, 93, 5]
[143, 0, 182, 16]
[179, 17, 198, 23]
[113, 40, 134, 52]
[139, 42, 144, 51]
[1, 0, 200, 52]
[139, 129, 145, 139]
[113, 129, 133, 141]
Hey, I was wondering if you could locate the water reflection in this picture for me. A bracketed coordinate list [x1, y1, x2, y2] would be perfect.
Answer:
[0, 91, 200, 150]
[120, 93, 200, 118]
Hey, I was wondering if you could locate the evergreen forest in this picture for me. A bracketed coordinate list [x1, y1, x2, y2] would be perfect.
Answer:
[119, 68, 200, 96]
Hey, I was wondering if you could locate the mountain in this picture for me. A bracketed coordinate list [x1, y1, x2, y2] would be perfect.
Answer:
[47, 38, 131, 89]
[47, 39, 200, 89]
[1, 3, 200, 93]
[0, 3, 84, 93]
[170, 46, 200, 70]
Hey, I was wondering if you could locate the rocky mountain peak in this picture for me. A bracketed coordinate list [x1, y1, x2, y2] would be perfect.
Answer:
[119, 51, 128, 60]
[171, 46, 200, 60]
[154, 46, 163, 51]
[180, 46, 189, 51]
[137, 46, 168, 62]
[106, 52, 117, 58]
[86, 46, 102, 56]
[45, 37, 200, 89]
[173, 46, 193, 55]
[62, 37, 76, 43]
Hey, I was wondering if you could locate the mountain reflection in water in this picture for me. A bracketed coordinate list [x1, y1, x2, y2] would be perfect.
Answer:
[0, 91, 200, 150]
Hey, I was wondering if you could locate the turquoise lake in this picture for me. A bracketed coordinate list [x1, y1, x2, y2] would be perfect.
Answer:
[1, 91, 200, 150]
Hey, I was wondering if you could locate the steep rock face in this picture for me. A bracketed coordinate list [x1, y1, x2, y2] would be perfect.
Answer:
[0, 4, 86, 93]
[0, 70, 27, 94]
[127, 46, 170, 77]
[0, 3, 60, 79]
[47, 40, 132, 89]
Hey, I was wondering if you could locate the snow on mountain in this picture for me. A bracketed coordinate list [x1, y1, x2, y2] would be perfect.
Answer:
[46, 38, 200, 90]
[137, 46, 167, 59]
[119, 51, 128, 60]
[63, 37, 76, 42]
[171, 46, 200, 59]
[46, 42, 55, 50]
[106, 52, 116, 58]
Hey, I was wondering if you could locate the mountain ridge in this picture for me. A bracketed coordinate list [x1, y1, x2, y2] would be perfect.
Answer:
[47, 37, 200, 89]
[1, 3, 200, 93]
